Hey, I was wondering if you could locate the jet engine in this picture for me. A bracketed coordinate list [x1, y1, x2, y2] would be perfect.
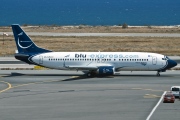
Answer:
[97, 66, 115, 75]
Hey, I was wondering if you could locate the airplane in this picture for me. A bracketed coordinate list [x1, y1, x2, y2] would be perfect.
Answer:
[11, 24, 177, 77]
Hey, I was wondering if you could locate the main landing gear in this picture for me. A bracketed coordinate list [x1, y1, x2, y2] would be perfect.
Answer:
[87, 70, 97, 77]
[87, 72, 92, 77]
[156, 71, 160, 76]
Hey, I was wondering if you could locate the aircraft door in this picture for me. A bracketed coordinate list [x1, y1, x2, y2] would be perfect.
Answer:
[39, 56, 43, 64]
[152, 56, 157, 65]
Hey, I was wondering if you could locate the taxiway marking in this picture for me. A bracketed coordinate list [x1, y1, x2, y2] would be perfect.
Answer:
[146, 91, 166, 120]
[144, 94, 161, 98]
[132, 88, 163, 92]
[12, 79, 66, 88]
[0, 81, 12, 93]
[0, 78, 67, 93]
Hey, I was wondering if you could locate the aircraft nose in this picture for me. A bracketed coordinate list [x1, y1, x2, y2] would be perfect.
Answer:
[167, 59, 177, 69]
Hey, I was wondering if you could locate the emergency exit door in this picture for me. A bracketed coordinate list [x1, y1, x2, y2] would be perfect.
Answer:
[152, 56, 157, 65]
[39, 56, 43, 64]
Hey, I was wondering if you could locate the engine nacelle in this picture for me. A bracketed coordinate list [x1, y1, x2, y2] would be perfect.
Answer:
[97, 66, 115, 75]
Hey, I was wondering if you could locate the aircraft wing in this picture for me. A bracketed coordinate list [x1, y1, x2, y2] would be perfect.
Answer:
[64, 64, 114, 70]
[64, 65, 98, 70]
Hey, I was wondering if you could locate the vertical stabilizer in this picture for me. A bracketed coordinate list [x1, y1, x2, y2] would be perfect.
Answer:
[12, 24, 51, 54]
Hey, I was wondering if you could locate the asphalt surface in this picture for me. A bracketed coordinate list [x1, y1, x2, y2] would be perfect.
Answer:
[0, 70, 180, 120]
[1, 32, 180, 37]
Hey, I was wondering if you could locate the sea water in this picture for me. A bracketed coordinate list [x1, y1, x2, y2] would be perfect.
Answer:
[0, 0, 180, 26]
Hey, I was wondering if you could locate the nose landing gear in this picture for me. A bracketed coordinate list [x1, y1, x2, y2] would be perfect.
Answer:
[156, 71, 160, 76]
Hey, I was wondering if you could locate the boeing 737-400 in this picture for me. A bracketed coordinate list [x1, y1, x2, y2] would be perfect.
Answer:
[11, 24, 177, 76]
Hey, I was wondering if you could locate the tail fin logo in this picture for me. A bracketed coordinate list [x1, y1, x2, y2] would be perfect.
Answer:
[18, 32, 23, 36]
[17, 32, 33, 49]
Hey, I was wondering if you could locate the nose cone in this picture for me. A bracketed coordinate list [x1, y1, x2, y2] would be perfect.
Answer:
[167, 59, 177, 69]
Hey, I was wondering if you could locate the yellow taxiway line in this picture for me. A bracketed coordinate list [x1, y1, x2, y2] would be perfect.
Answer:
[0, 81, 12, 93]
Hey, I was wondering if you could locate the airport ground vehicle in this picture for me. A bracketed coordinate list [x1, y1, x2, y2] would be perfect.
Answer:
[163, 93, 175, 103]
[171, 86, 180, 98]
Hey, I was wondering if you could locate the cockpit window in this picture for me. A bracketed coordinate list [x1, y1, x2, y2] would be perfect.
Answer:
[162, 56, 169, 60]
[166, 56, 170, 60]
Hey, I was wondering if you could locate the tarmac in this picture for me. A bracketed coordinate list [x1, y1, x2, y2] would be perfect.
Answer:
[1, 30, 180, 120]
[0, 70, 180, 120]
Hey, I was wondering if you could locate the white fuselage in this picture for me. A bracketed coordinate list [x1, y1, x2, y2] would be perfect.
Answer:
[31, 52, 167, 71]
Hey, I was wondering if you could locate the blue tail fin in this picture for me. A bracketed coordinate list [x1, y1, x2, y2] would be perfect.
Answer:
[12, 24, 52, 54]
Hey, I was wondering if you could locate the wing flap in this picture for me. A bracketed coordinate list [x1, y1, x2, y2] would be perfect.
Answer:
[64, 65, 98, 70]
[64, 64, 114, 70]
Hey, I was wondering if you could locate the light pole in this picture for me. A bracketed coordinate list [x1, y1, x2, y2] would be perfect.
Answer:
[2, 32, 8, 45]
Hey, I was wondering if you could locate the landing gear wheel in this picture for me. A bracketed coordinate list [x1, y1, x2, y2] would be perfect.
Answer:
[156, 71, 160, 76]
[87, 71, 97, 77]
[87, 73, 91, 77]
